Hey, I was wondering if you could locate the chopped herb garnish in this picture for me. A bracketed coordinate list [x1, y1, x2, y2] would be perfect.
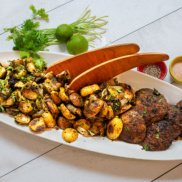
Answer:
[143, 144, 149, 151]
[30, 5, 49, 21]
[153, 89, 160, 96]
[142, 109, 147, 116]
[155, 133, 160, 139]
[110, 99, 121, 112]
[0, 105, 5, 112]
[124, 126, 130, 132]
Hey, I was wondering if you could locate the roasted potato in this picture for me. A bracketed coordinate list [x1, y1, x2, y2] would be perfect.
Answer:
[74, 119, 91, 137]
[45, 98, 59, 118]
[29, 117, 46, 132]
[59, 87, 69, 102]
[99, 101, 108, 118]
[107, 116, 123, 140]
[74, 119, 91, 130]
[59, 103, 76, 120]
[89, 119, 105, 136]
[80, 84, 100, 97]
[51, 91, 61, 105]
[15, 113, 31, 125]
[69, 92, 83, 107]
[42, 111, 56, 128]
[83, 95, 104, 119]
[66, 104, 82, 117]
[62, 128, 78, 143]
[57, 116, 73, 129]
[106, 105, 114, 120]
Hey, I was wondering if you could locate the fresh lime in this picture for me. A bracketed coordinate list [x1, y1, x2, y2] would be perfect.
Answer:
[66, 34, 88, 55]
[55, 24, 73, 43]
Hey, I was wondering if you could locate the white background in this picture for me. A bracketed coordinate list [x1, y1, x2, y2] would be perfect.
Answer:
[0, 0, 182, 181]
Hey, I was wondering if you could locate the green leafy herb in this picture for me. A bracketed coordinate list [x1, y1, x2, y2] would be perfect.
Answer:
[143, 144, 149, 151]
[5, 5, 108, 57]
[142, 108, 147, 116]
[155, 133, 160, 139]
[0, 105, 5, 112]
[153, 89, 160, 96]
[30, 5, 49, 21]
[111, 99, 121, 112]
[33, 57, 46, 72]
[124, 126, 130, 132]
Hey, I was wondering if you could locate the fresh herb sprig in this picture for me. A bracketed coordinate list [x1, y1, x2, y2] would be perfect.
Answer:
[5, 5, 108, 56]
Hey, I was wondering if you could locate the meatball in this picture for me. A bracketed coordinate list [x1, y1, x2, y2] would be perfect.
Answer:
[119, 109, 146, 144]
[142, 119, 181, 151]
[135, 88, 168, 125]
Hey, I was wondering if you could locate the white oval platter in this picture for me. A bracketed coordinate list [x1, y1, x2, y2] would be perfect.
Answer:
[0, 51, 181, 160]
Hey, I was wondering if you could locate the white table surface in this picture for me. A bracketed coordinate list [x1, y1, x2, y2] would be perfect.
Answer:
[0, 0, 182, 181]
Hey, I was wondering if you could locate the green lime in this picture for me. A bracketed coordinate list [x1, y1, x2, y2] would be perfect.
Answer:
[55, 24, 73, 43]
[66, 34, 88, 55]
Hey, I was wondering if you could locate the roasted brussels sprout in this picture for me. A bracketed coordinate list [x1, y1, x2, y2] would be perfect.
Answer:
[59, 103, 76, 120]
[14, 81, 25, 88]
[42, 111, 56, 128]
[51, 91, 61, 105]
[0, 65, 6, 78]
[19, 100, 33, 114]
[80, 84, 100, 97]
[22, 88, 38, 100]
[2, 97, 15, 107]
[69, 92, 83, 107]
[57, 116, 73, 129]
[59, 87, 69, 102]
[15, 113, 31, 125]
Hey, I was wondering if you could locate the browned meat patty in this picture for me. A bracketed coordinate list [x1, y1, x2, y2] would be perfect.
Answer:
[142, 119, 181, 151]
[134, 88, 168, 125]
[167, 105, 182, 137]
[119, 109, 146, 144]
[176, 100, 182, 110]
